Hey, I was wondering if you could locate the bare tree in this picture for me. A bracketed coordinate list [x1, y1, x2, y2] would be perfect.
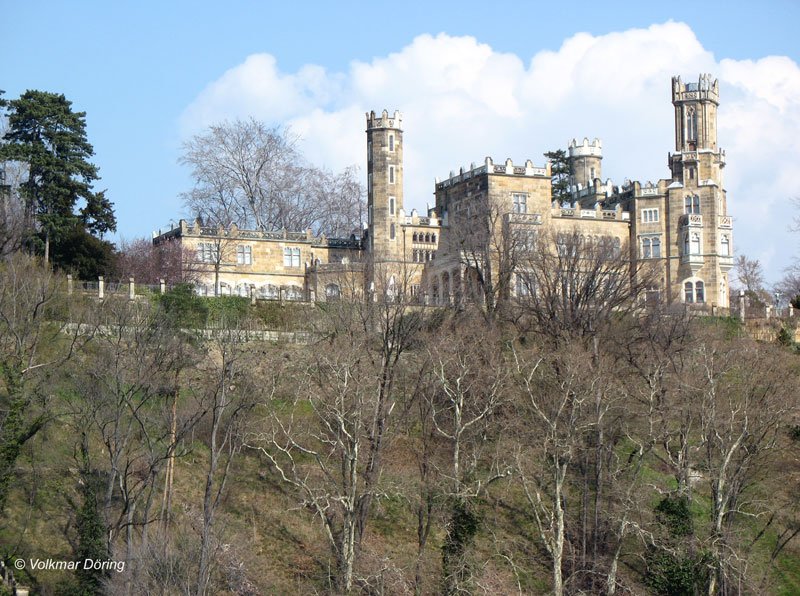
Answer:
[732, 254, 769, 305]
[180, 119, 365, 237]
[247, 265, 422, 592]
[116, 236, 191, 285]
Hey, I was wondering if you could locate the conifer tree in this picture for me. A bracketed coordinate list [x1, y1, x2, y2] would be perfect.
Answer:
[544, 149, 571, 205]
[0, 90, 116, 265]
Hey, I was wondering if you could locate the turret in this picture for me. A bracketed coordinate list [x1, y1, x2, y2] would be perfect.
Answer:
[568, 137, 602, 189]
[366, 109, 404, 262]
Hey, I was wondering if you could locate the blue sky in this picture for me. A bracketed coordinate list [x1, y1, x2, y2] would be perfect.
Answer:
[2, 0, 799, 282]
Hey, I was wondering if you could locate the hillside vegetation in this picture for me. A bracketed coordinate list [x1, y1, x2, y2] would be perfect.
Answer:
[1, 254, 800, 595]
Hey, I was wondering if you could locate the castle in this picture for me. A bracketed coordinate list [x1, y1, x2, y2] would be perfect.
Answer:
[153, 74, 732, 309]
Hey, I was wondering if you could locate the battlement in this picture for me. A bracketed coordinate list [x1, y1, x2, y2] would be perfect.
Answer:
[672, 73, 719, 104]
[435, 156, 549, 190]
[366, 109, 403, 131]
[568, 137, 602, 158]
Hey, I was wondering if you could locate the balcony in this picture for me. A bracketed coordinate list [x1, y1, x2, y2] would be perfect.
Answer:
[679, 214, 703, 228]
[719, 255, 733, 272]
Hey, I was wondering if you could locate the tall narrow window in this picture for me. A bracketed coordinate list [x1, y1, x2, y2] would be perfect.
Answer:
[652, 237, 661, 258]
[684, 281, 694, 303]
[642, 238, 652, 259]
[283, 247, 292, 267]
[389, 197, 395, 215]
[695, 281, 705, 303]
[389, 166, 395, 184]
[367, 141, 372, 161]
[390, 223, 396, 240]
[687, 108, 697, 142]
[292, 247, 301, 267]
[236, 245, 252, 265]
[512, 193, 527, 214]
[368, 173, 372, 193]
[721, 235, 730, 256]
[388, 134, 394, 152]
[684, 195, 700, 214]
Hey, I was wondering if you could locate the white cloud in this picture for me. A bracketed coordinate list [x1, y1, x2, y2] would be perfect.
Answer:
[180, 22, 800, 281]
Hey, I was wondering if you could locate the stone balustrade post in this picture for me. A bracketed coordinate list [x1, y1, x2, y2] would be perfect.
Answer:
[66, 274, 73, 295]
[98, 276, 104, 299]
[738, 291, 746, 319]
[160, 278, 166, 294]
[250, 285, 256, 305]
[129, 277, 135, 300]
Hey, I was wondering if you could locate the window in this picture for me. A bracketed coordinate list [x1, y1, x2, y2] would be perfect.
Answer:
[641, 208, 659, 223]
[389, 166, 395, 184]
[389, 196, 395, 215]
[388, 134, 394, 152]
[325, 283, 340, 300]
[368, 141, 372, 161]
[512, 193, 527, 214]
[432, 233, 436, 243]
[590, 167, 596, 180]
[390, 223, 396, 240]
[516, 273, 531, 297]
[236, 245, 252, 265]
[412, 232, 418, 242]
[720, 235, 730, 256]
[368, 173, 372, 193]
[683, 279, 705, 303]
[684, 195, 700, 214]
[283, 247, 301, 267]
[197, 243, 218, 263]
[642, 236, 661, 259]
[687, 108, 697, 142]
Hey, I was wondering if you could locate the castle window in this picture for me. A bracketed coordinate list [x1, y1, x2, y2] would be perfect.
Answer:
[197, 243, 218, 263]
[368, 173, 372, 193]
[389, 196, 395, 215]
[389, 134, 394, 152]
[512, 192, 527, 214]
[368, 141, 372, 161]
[684, 194, 700, 214]
[641, 208, 659, 223]
[590, 167, 596, 181]
[695, 281, 705, 303]
[325, 283, 341, 301]
[516, 272, 531, 297]
[651, 237, 661, 258]
[687, 108, 697, 142]
[389, 166, 395, 184]
[642, 238, 652, 259]
[236, 245, 252, 265]
[412, 232, 418, 242]
[284, 247, 301, 268]
[684, 281, 694, 303]
[720, 234, 730, 256]
[390, 223, 396, 240]
[432, 233, 436, 243]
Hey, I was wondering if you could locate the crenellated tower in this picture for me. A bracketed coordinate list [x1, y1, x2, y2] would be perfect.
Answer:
[568, 137, 603, 189]
[664, 74, 732, 307]
[366, 109, 404, 263]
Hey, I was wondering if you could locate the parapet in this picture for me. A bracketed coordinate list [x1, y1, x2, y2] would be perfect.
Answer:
[672, 73, 719, 104]
[568, 137, 602, 158]
[366, 109, 403, 131]
[435, 156, 549, 190]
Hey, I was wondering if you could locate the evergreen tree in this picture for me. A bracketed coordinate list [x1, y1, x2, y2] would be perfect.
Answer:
[544, 149, 571, 205]
[0, 90, 116, 267]
[75, 433, 109, 595]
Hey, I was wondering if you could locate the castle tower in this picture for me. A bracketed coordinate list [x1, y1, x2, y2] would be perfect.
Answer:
[664, 74, 732, 308]
[568, 137, 602, 189]
[366, 109, 404, 263]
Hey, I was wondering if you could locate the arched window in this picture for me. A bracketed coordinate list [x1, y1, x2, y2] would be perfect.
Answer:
[412, 232, 418, 242]
[389, 166, 395, 184]
[684, 281, 694, 303]
[652, 237, 661, 258]
[687, 108, 697, 142]
[425, 233, 430, 243]
[695, 281, 705, 303]
[721, 235, 730, 256]
[642, 238, 652, 259]
[325, 283, 340, 300]
[684, 194, 701, 214]
[390, 223, 396, 240]
[389, 197, 395, 215]
[431, 233, 436, 243]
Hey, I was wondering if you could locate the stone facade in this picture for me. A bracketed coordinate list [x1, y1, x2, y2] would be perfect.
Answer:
[152, 74, 732, 309]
